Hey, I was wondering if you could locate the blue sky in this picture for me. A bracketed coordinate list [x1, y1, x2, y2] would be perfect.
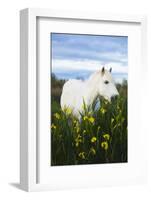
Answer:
[51, 33, 128, 83]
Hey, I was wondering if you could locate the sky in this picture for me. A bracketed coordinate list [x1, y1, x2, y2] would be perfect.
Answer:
[51, 33, 128, 83]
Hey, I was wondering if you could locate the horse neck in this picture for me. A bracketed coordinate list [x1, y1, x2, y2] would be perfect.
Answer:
[85, 72, 101, 105]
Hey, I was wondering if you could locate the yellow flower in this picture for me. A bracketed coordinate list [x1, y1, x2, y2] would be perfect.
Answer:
[101, 141, 108, 150]
[78, 152, 86, 159]
[88, 117, 95, 123]
[100, 108, 106, 114]
[103, 134, 110, 141]
[54, 113, 60, 119]
[75, 134, 82, 147]
[75, 141, 79, 147]
[76, 126, 80, 133]
[83, 116, 88, 121]
[74, 122, 80, 132]
[90, 147, 96, 155]
[91, 136, 97, 143]
[83, 116, 95, 123]
[65, 107, 72, 115]
[51, 123, 56, 129]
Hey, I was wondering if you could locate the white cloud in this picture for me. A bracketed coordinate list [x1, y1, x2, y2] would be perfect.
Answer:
[52, 59, 128, 74]
[52, 46, 127, 64]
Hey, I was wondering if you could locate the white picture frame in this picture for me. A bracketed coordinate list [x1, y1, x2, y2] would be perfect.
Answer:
[20, 8, 147, 192]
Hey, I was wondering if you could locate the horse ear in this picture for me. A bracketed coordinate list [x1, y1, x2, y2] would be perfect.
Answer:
[101, 67, 105, 75]
[109, 68, 112, 73]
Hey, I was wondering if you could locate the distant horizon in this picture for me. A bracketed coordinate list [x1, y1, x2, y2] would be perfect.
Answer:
[52, 71, 127, 84]
[51, 33, 128, 83]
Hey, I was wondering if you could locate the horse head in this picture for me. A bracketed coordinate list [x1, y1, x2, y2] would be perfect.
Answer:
[98, 67, 119, 101]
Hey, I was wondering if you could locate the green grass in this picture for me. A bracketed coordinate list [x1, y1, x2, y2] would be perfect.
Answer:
[51, 85, 127, 166]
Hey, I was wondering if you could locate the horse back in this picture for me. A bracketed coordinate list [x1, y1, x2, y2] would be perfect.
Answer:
[60, 79, 84, 110]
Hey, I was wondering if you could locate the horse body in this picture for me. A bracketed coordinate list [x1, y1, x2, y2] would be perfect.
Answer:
[60, 67, 119, 117]
[61, 78, 98, 116]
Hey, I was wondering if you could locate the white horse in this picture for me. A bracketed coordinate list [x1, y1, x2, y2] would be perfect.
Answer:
[60, 67, 119, 117]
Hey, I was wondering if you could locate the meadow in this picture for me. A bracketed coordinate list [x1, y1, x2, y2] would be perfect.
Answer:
[51, 73, 127, 166]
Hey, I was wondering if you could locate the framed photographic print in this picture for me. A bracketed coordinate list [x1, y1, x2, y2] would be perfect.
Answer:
[20, 8, 147, 191]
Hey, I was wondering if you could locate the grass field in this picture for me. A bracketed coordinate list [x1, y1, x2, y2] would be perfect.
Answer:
[51, 73, 128, 166]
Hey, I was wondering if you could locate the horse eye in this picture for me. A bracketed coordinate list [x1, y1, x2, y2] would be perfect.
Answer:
[104, 80, 109, 84]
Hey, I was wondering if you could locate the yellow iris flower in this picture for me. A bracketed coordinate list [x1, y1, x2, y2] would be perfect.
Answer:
[83, 116, 95, 123]
[101, 141, 108, 150]
[103, 134, 110, 141]
[65, 107, 72, 115]
[91, 136, 97, 143]
[78, 152, 86, 159]
[90, 147, 96, 155]
[83, 116, 88, 121]
[100, 108, 106, 114]
[88, 117, 95, 123]
[51, 123, 56, 129]
[54, 113, 60, 119]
